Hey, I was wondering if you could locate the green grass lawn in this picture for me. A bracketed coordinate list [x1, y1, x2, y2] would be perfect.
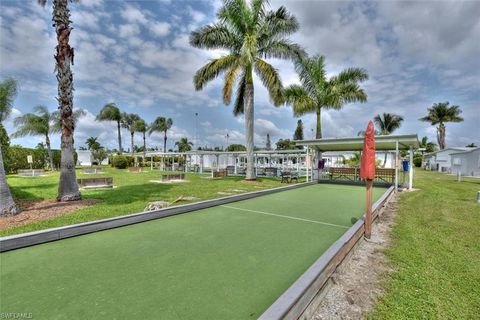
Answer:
[370, 170, 480, 319]
[0, 184, 385, 320]
[2, 167, 285, 236]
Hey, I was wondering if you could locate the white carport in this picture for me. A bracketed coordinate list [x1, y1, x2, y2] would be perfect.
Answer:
[295, 134, 419, 191]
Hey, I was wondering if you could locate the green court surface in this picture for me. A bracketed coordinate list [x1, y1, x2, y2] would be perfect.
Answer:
[0, 184, 385, 319]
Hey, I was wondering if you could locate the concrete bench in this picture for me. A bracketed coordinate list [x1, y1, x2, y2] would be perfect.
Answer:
[161, 173, 185, 182]
[77, 177, 113, 189]
[82, 167, 103, 174]
[212, 170, 228, 178]
[17, 169, 45, 177]
[128, 167, 143, 173]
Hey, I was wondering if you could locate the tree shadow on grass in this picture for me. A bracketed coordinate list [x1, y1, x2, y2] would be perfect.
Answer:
[10, 184, 58, 200]
[84, 182, 175, 205]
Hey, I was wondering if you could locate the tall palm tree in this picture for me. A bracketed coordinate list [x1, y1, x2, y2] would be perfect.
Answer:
[0, 78, 19, 216]
[374, 113, 404, 166]
[97, 103, 123, 154]
[175, 137, 193, 152]
[190, 0, 304, 180]
[284, 55, 368, 139]
[149, 117, 172, 153]
[12, 106, 59, 170]
[419, 136, 436, 153]
[419, 102, 463, 150]
[38, 0, 81, 201]
[121, 113, 141, 157]
[134, 118, 148, 162]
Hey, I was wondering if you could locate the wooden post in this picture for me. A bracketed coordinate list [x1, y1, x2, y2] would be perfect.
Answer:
[365, 179, 373, 239]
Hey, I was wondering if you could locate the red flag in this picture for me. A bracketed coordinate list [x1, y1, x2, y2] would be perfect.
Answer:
[360, 121, 376, 180]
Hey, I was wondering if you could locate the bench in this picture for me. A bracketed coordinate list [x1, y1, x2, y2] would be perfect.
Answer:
[226, 166, 235, 175]
[212, 170, 228, 178]
[280, 171, 299, 183]
[77, 177, 113, 189]
[161, 173, 185, 182]
[17, 169, 45, 177]
[375, 168, 395, 183]
[265, 167, 278, 177]
[128, 167, 143, 173]
[82, 167, 103, 174]
[328, 167, 358, 181]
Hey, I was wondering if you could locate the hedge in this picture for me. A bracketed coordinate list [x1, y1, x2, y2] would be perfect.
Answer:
[3, 146, 77, 173]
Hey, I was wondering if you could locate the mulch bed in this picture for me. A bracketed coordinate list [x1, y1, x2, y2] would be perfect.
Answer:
[0, 199, 98, 231]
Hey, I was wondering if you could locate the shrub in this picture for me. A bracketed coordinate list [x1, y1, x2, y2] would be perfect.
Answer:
[413, 154, 422, 167]
[112, 156, 128, 169]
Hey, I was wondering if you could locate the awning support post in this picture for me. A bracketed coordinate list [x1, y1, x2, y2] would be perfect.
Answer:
[306, 147, 310, 182]
[408, 145, 413, 190]
[395, 141, 399, 191]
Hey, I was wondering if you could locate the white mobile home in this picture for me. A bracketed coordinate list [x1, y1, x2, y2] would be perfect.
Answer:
[450, 147, 480, 177]
[424, 148, 474, 173]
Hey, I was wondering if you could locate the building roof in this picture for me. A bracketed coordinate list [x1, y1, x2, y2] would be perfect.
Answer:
[424, 147, 475, 156]
[450, 147, 480, 155]
[294, 134, 419, 151]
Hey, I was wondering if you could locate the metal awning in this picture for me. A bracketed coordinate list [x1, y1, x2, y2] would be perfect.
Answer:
[295, 134, 419, 151]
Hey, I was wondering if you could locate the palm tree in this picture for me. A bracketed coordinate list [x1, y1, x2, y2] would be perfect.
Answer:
[0, 78, 19, 216]
[374, 113, 404, 135]
[97, 103, 123, 154]
[466, 143, 477, 148]
[419, 136, 436, 153]
[419, 102, 463, 150]
[284, 55, 368, 139]
[38, 0, 81, 201]
[12, 106, 59, 170]
[85, 136, 99, 150]
[374, 113, 404, 166]
[149, 117, 172, 153]
[121, 113, 141, 157]
[190, 0, 304, 180]
[175, 137, 193, 152]
[134, 118, 148, 162]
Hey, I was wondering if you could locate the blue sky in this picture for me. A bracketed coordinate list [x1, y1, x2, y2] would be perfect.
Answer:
[1, 0, 479, 151]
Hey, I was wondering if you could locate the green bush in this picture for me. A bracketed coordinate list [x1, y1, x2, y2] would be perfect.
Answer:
[413, 154, 422, 167]
[111, 156, 129, 169]
[5, 146, 45, 173]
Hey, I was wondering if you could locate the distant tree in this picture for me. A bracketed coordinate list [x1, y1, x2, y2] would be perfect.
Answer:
[85, 137, 100, 151]
[121, 113, 141, 157]
[97, 103, 123, 154]
[419, 102, 463, 150]
[266, 133, 272, 150]
[91, 148, 107, 165]
[226, 144, 246, 152]
[419, 136, 436, 153]
[294, 119, 304, 141]
[149, 117, 173, 153]
[276, 139, 296, 150]
[134, 118, 148, 161]
[12, 105, 59, 170]
[374, 113, 404, 166]
[175, 137, 193, 152]
[466, 143, 477, 148]
[374, 113, 404, 135]
[0, 78, 18, 215]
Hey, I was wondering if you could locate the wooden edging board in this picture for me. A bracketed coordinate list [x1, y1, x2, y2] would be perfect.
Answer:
[258, 185, 395, 320]
[0, 181, 317, 252]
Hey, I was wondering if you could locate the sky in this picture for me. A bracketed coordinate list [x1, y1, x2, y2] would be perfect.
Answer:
[1, 0, 479, 151]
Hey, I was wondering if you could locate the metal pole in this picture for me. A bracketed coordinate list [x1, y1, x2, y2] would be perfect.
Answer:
[408, 146, 413, 190]
[306, 147, 310, 182]
[395, 141, 399, 191]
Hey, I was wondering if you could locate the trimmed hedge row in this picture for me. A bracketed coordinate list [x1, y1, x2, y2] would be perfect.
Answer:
[3, 146, 77, 173]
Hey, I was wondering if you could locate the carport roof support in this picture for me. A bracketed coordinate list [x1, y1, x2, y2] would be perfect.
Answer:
[295, 134, 419, 152]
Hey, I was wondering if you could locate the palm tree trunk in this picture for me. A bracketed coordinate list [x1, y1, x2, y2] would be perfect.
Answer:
[130, 131, 134, 158]
[437, 123, 446, 150]
[163, 131, 167, 153]
[245, 82, 255, 180]
[0, 145, 18, 216]
[46, 133, 54, 170]
[54, 0, 81, 202]
[316, 108, 322, 139]
[117, 120, 122, 154]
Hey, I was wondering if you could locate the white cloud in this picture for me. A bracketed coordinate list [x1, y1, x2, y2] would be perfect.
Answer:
[151, 21, 171, 37]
